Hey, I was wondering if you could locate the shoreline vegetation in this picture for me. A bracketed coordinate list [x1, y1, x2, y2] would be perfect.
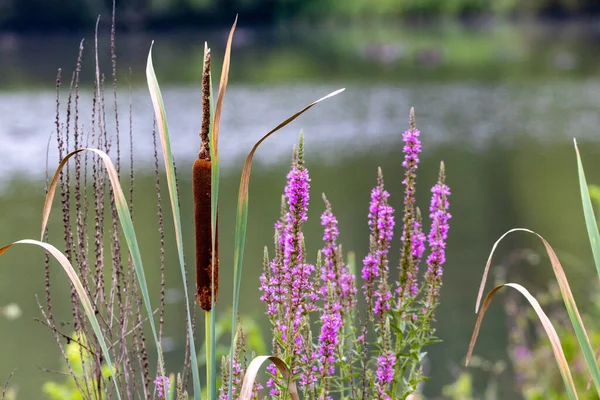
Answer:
[2, 20, 600, 91]
[2, 0, 600, 33]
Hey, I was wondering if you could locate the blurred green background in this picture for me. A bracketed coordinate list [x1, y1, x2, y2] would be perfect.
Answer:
[2, 2, 600, 398]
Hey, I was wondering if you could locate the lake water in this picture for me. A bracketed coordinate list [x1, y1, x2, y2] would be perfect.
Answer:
[1, 22, 600, 398]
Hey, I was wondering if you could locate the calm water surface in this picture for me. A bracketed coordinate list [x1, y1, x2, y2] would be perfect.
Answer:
[1, 23, 600, 398]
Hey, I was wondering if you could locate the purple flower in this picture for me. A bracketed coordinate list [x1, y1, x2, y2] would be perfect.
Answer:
[320, 194, 357, 313]
[399, 108, 423, 306]
[154, 376, 170, 399]
[375, 350, 396, 398]
[362, 168, 395, 317]
[424, 162, 451, 307]
[259, 136, 318, 387]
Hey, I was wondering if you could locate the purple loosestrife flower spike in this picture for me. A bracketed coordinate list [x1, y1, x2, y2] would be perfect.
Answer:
[424, 161, 451, 309]
[321, 194, 357, 313]
[316, 282, 343, 394]
[399, 107, 422, 306]
[362, 168, 395, 317]
[260, 133, 317, 385]
[375, 350, 396, 399]
[154, 376, 170, 399]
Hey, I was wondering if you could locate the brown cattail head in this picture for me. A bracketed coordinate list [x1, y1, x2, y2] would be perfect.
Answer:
[194, 44, 217, 311]
[193, 158, 218, 310]
[199, 45, 211, 161]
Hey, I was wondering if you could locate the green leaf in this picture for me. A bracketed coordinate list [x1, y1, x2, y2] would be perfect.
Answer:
[0, 240, 122, 399]
[146, 50, 201, 398]
[474, 228, 600, 397]
[210, 17, 236, 399]
[574, 139, 600, 279]
[41, 148, 166, 381]
[467, 282, 578, 400]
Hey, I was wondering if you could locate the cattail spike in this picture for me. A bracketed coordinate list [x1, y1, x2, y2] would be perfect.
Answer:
[199, 46, 211, 160]
[193, 158, 217, 311]
[194, 42, 218, 311]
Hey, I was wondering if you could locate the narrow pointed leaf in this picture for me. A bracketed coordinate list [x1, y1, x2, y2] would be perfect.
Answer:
[239, 355, 299, 400]
[147, 46, 202, 398]
[574, 139, 600, 279]
[467, 283, 578, 400]
[211, 15, 237, 159]
[0, 240, 122, 399]
[474, 228, 600, 396]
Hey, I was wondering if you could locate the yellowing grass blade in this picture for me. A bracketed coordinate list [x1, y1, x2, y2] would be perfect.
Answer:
[574, 139, 600, 279]
[41, 148, 166, 379]
[0, 240, 122, 399]
[474, 228, 600, 396]
[228, 88, 344, 397]
[211, 15, 236, 159]
[208, 17, 236, 397]
[239, 355, 299, 400]
[146, 46, 201, 398]
[467, 283, 578, 400]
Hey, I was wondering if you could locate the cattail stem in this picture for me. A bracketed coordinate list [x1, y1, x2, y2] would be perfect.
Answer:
[194, 45, 218, 311]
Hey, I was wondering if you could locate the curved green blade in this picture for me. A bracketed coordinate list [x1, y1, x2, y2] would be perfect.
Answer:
[146, 46, 201, 398]
[0, 240, 122, 400]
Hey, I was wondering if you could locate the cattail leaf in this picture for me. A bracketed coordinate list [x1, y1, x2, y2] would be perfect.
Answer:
[467, 282, 578, 400]
[573, 139, 600, 389]
[228, 87, 344, 397]
[0, 240, 122, 400]
[147, 45, 202, 398]
[474, 228, 600, 396]
[40, 147, 166, 379]
[208, 15, 236, 397]
[211, 15, 237, 160]
[239, 355, 299, 400]
[574, 140, 600, 279]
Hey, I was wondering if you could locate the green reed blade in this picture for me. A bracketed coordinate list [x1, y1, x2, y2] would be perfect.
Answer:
[574, 139, 600, 279]
[41, 148, 166, 381]
[146, 49, 202, 398]
[228, 88, 344, 398]
[0, 240, 122, 400]
[209, 15, 236, 396]
[474, 228, 600, 396]
[467, 282, 578, 400]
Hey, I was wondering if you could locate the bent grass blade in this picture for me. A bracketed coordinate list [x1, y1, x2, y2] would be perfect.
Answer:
[239, 355, 299, 400]
[0, 240, 122, 400]
[467, 282, 578, 400]
[41, 148, 166, 380]
[474, 228, 600, 396]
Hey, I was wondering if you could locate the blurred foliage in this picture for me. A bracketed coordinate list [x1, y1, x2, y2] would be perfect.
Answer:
[42, 332, 111, 400]
[1, 0, 600, 31]
[0, 303, 21, 321]
[441, 356, 506, 400]
[503, 280, 600, 400]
